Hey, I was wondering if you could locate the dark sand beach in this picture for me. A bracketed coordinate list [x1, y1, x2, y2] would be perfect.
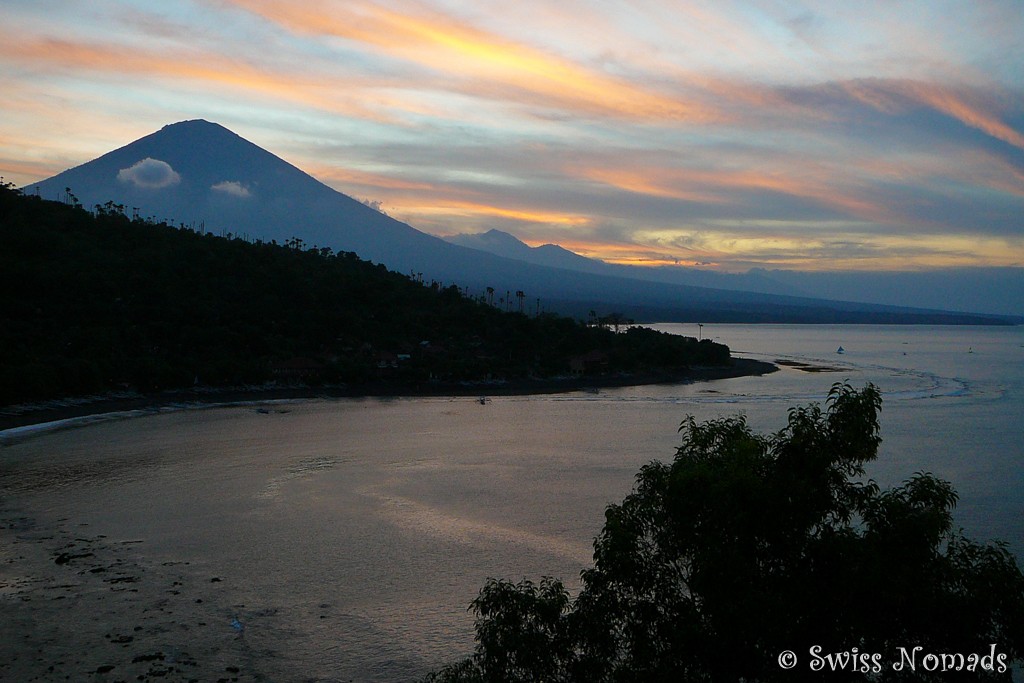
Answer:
[0, 358, 777, 432]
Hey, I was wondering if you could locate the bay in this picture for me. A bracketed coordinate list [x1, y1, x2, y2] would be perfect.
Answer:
[1, 323, 1021, 680]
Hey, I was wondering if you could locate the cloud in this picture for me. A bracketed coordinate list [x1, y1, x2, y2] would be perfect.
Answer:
[3, 2, 1023, 275]
[838, 79, 1024, 151]
[211, 180, 251, 198]
[223, 0, 723, 123]
[0, 31, 399, 124]
[117, 157, 180, 188]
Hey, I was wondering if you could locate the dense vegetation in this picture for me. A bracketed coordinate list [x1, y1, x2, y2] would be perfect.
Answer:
[426, 384, 1024, 682]
[0, 183, 730, 405]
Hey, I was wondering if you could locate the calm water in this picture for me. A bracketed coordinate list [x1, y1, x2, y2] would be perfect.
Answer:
[2, 324, 1022, 680]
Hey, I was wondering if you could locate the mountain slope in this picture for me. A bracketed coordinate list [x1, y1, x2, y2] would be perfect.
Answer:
[25, 121, 1014, 324]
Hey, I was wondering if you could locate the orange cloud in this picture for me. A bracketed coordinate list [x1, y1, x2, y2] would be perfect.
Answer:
[307, 166, 556, 224]
[622, 229, 1023, 271]
[843, 79, 1024, 151]
[0, 30, 406, 124]
[551, 237, 720, 267]
[853, 150, 1024, 199]
[579, 167, 725, 204]
[904, 82, 1024, 151]
[0, 157, 60, 185]
[306, 165, 443, 194]
[224, 0, 722, 123]
[401, 199, 589, 226]
[577, 162, 890, 223]
[840, 80, 905, 115]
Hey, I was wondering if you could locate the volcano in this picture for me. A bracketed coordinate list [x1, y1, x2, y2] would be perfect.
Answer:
[26, 119, 456, 269]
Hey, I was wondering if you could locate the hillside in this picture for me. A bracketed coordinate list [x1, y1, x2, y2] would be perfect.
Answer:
[0, 184, 742, 407]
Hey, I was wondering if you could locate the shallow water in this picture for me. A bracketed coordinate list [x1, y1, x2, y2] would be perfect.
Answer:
[1, 324, 1022, 680]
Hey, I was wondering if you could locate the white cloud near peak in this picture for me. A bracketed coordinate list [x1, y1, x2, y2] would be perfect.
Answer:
[117, 158, 180, 189]
[211, 180, 251, 198]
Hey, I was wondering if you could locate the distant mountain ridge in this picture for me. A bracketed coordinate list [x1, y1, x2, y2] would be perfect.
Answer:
[445, 229, 600, 271]
[25, 120, 1017, 324]
[444, 230, 1024, 317]
[444, 229, 806, 298]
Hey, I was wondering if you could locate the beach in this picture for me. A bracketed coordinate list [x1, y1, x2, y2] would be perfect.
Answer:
[2, 324, 1021, 681]
[0, 357, 777, 433]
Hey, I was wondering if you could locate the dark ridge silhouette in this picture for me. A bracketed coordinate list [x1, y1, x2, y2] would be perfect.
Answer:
[0, 183, 746, 408]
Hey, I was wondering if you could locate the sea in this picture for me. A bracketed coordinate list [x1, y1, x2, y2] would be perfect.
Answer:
[1, 323, 1022, 680]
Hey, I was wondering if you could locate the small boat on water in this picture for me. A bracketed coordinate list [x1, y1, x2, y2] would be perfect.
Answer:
[836, 346, 845, 354]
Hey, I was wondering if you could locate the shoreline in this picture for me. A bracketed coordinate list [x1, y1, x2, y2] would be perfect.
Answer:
[0, 355, 775, 680]
[0, 357, 777, 434]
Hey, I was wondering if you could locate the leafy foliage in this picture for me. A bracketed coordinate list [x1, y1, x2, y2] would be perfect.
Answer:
[426, 383, 1024, 682]
[0, 183, 729, 404]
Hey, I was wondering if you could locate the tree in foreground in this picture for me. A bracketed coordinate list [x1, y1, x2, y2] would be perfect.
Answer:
[425, 383, 1024, 682]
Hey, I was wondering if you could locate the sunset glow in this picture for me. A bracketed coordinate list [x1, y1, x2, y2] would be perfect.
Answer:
[1, 0, 1022, 271]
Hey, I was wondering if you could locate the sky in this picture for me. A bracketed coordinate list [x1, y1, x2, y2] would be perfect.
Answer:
[2, 0, 1023, 272]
